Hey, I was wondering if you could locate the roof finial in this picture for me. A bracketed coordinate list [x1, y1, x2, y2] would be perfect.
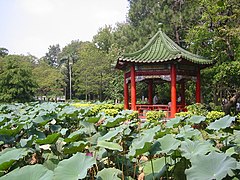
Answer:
[158, 22, 163, 31]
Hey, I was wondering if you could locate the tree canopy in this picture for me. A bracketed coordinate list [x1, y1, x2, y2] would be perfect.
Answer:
[0, 0, 239, 106]
[0, 55, 37, 102]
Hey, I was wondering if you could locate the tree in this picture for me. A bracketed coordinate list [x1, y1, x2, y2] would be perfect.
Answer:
[0, 55, 37, 103]
[0, 47, 8, 57]
[186, 0, 240, 112]
[44, 44, 61, 67]
[93, 25, 114, 53]
[126, 0, 202, 50]
[73, 42, 112, 101]
[58, 40, 82, 99]
[33, 61, 65, 98]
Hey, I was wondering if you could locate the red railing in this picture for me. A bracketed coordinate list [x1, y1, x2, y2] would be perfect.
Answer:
[135, 104, 187, 118]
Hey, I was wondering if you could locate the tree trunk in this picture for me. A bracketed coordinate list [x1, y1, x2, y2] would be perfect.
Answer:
[223, 92, 240, 114]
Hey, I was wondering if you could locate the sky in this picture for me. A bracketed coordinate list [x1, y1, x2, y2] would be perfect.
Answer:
[0, 0, 129, 58]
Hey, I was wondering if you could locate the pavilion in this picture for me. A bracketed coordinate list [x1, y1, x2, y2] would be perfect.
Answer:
[115, 29, 213, 118]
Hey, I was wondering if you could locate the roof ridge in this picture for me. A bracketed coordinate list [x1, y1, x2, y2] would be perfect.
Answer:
[122, 31, 160, 57]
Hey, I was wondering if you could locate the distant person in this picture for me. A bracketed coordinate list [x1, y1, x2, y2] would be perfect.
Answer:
[177, 94, 181, 104]
[153, 95, 158, 104]
[236, 102, 240, 113]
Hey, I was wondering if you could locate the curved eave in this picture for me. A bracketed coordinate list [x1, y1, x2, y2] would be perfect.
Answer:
[115, 29, 214, 69]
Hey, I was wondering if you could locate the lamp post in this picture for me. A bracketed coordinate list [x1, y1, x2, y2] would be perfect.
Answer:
[69, 61, 73, 101]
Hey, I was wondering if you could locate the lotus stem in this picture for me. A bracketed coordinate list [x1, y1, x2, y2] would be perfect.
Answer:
[150, 158, 155, 180]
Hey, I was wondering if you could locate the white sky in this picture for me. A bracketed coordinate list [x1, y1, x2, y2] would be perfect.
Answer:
[0, 0, 129, 58]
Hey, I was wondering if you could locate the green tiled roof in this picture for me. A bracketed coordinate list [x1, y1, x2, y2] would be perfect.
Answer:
[116, 30, 213, 67]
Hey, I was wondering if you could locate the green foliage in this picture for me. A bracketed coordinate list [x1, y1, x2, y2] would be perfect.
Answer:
[185, 151, 238, 180]
[53, 153, 96, 180]
[44, 44, 61, 67]
[0, 102, 240, 179]
[185, 0, 240, 104]
[0, 48, 8, 58]
[0, 164, 53, 180]
[0, 55, 37, 103]
[146, 110, 165, 122]
[186, 103, 208, 116]
[33, 61, 65, 97]
[206, 111, 225, 123]
[96, 168, 122, 180]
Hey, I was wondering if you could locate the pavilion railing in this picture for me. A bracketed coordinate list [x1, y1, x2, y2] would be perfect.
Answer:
[135, 104, 187, 118]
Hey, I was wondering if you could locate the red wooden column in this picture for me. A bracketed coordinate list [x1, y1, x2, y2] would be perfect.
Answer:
[124, 72, 129, 109]
[196, 67, 201, 103]
[131, 65, 136, 110]
[181, 80, 186, 106]
[148, 80, 153, 104]
[170, 64, 177, 118]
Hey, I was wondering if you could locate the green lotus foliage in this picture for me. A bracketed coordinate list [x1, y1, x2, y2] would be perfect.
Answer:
[0, 164, 53, 180]
[35, 133, 60, 145]
[97, 140, 123, 151]
[165, 116, 182, 128]
[96, 168, 122, 180]
[0, 148, 30, 171]
[186, 115, 206, 124]
[208, 115, 235, 130]
[53, 153, 96, 180]
[143, 157, 171, 180]
[0, 102, 239, 179]
[155, 134, 181, 155]
[185, 151, 238, 180]
[180, 139, 214, 159]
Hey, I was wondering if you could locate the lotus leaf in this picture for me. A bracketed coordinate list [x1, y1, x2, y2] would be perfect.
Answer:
[143, 157, 171, 180]
[35, 133, 60, 145]
[96, 168, 122, 180]
[186, 115, 206, 124]
[176, 125, 201, 139]
[85, 116, 101, 123]
[53, 152, 96, 180]
[97, 140, 123, 151]
[63, 141, 89, 154]
[185, 151, 238, 180]
[0, 124, 24, 136]
[128, 128, 157, 157]
[0, 148, 30, 170]
[166, 117, 182, 128]
[98, 127, 124, 141]
[0, 164, 53, 180]
[103, 115, 126, 128]
[155, 134, 181, 155]
[208, 115, 235, 130]
[180, 139, 214, 159]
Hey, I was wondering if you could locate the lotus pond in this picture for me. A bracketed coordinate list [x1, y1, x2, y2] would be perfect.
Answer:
[0, 102, 239, 179]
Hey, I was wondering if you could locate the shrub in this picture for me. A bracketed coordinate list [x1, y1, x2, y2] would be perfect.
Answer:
[146, 110, 166, 122]
[206, 111, 225, 123]
[101, 109, 119, 117]
[187, 103, 208, 116]
[175, 111, 192, 117]
[127, 111, 139, 120]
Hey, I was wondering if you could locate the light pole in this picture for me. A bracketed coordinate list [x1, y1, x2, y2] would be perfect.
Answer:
[69, 61, 73, 101]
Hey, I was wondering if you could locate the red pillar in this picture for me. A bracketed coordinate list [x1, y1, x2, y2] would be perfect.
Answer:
[170, 64, 177, 118]
[131, 65, 136, 110]
[124, 72, 129, 109]
[196, 67, 201, 103]
[148, 80, 153, 104]
[181, 80, 186, 106]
